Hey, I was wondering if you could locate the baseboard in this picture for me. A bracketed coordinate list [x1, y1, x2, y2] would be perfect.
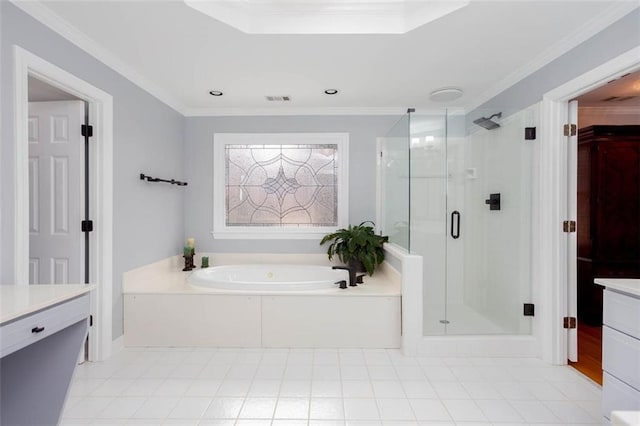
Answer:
[111, 335, 124, 354]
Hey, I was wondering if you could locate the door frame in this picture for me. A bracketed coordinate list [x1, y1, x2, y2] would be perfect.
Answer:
[14, 46, 113, 361]
[539, 46, 640, 364]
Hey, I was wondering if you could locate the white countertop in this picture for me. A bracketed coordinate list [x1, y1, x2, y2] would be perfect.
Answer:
[125, 269, 401, 296]
[595, 278, 640, 298]
[0, 284, 95, 324]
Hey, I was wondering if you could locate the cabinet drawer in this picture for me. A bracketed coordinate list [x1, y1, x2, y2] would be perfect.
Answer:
[603, 326, 640, 391]
[0, 293, 90, 357]
[603, 373, 640, 420]
[603, 289, 640, 338]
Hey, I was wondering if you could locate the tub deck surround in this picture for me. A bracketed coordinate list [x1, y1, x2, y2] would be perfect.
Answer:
[123, 254, 401, 348]
[123, 254, 401, 296]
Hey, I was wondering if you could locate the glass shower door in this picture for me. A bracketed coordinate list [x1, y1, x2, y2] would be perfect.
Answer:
[443, 108, 533, 335]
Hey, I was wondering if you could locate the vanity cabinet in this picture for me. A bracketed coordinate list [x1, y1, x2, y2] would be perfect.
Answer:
[0, 285, 93, 425]
[597, 279, 640, 423]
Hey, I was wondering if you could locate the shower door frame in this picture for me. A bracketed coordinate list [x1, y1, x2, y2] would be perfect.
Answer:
[414, 109, 540, 358]
[540, 46, 640, 365]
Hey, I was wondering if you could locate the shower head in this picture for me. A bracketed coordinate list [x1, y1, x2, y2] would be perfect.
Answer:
[473, 112, 502, 130]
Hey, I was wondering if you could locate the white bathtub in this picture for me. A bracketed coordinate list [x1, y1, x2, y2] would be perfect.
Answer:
[188, 264, 349, 291]
[123, 255, 401, 348]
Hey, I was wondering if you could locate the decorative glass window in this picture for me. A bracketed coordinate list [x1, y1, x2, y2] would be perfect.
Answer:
[213, 133, 349, 238]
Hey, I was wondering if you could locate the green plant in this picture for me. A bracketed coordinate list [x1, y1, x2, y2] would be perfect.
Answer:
[320, 221, 389, 276]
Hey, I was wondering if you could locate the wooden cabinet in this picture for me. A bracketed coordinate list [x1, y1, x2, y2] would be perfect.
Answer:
[577, 125, 640, 325]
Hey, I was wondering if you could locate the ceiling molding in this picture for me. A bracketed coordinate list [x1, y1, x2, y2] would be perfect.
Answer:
[464, 2, 639, 113]
[11, 0, 188, 115]
[184, 106, 414, 117]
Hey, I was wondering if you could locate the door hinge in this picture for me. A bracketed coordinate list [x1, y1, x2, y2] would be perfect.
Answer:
[81, 124, 93, 137]
[89, 314, 93, 327]
[563, 220, 576, 233]
[563, 124, 577, 136]
[81, 220, 94, 233]
[563, 316, 577, 329]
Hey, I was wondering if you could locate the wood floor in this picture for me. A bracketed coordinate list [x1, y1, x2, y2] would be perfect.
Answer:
[569, 319, 603, 385]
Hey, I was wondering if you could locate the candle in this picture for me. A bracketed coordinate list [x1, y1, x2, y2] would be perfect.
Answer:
[201, 256, 209, 268]
[186, 238, 195, 249]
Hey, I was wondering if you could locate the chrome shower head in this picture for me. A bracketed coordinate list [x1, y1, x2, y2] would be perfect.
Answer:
[473, 112, 502, 130]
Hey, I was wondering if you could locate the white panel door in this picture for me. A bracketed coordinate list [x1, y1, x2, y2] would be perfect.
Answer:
[28, 101, 84, 285]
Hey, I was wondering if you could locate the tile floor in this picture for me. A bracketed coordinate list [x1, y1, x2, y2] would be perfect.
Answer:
[61, 347, 603, 425]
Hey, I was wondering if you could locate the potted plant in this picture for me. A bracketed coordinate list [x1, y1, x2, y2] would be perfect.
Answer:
[320, 221, 389, 276]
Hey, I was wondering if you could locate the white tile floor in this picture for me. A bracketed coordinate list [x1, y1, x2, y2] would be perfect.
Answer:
[61, 347, 603, 425]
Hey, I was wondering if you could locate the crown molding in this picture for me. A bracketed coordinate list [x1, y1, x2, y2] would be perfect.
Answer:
[184, 106, 414, 117]
[11, 0, 188, 115]
[464, 2, 639, 113]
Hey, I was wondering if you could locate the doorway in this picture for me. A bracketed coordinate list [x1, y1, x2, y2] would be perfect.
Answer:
[537, 46, 639, 366]
[14, 46, 114, 361]
[569, 70, 640, 384]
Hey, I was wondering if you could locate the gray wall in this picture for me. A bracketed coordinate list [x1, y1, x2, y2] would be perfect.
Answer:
[184, 116, 400, 253]
[470, 8, 640, 121]
[0, 2, 185, 338]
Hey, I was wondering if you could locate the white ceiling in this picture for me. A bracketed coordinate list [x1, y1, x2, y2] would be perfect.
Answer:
[26, 1, 638, 115]
[576, 69, 640, 106]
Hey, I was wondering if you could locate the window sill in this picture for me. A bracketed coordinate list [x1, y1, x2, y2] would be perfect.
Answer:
[211, 231, 332, 240]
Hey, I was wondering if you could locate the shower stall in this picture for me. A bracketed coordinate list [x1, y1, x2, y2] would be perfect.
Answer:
[379, 107, 536, 350]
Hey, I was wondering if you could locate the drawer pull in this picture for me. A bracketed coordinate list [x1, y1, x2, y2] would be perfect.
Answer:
[31, 326, 45, 333]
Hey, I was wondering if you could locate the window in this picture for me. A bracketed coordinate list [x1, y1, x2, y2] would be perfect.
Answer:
[213, 133, 349, 238]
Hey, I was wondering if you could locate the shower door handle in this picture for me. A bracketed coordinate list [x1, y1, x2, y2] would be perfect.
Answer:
[451, 211, 460, 239]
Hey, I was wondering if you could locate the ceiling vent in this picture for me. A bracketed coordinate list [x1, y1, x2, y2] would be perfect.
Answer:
[602, 95, 638, 102]
[266, 96, 291, 102]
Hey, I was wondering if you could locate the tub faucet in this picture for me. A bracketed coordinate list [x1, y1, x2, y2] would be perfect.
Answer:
[332, 265, 357, 286]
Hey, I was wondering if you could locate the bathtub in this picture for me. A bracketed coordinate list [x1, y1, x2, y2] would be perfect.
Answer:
[189, 264, 349, 291]
[123, 254, 401, 348]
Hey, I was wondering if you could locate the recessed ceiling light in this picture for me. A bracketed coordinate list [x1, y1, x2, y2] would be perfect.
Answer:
[209, 90, 223, 96]
[324, 89, 339, 95]
[429, 87, 463, 102]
